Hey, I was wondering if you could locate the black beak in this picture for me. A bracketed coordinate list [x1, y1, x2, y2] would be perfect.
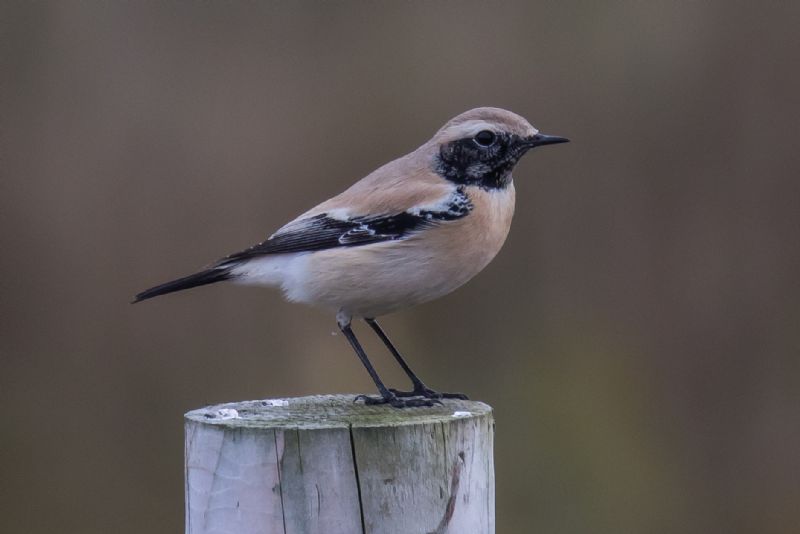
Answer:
[527, 133, 570, 148]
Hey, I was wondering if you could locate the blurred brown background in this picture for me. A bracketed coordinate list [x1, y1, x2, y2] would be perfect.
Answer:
[2, 1, 799, 533]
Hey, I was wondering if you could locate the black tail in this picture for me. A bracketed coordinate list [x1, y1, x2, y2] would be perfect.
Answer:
[132, 267, 233, 303]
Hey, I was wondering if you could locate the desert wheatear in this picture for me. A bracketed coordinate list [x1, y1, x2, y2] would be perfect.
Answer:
[135, 107, 568, 407]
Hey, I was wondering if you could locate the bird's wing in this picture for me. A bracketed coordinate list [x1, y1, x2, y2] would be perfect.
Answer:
[220, 183, 472, 263]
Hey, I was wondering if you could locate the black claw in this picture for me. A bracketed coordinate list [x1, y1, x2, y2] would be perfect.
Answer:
[389, 387, 469, 401]
[440, 392, 470, 400]
[354, 393, 439, 408]
[354, 394, 385, 405]
[394, 397, 440, 408]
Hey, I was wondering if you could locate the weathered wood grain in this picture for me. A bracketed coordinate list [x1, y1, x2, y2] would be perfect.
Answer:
[184, 395, 494, 534]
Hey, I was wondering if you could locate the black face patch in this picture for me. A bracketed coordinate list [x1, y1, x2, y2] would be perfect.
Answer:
[434, 132, 532, 190]
[221, 188, 473, 262]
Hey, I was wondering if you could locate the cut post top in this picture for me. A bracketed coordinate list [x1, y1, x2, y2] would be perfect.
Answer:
[185, 394, 492, 430]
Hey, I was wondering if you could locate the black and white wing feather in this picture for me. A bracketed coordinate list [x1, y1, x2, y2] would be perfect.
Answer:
[220, 186, 473, 263]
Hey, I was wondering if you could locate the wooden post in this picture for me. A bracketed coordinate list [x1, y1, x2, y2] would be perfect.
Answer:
[184, 394, 494, 534]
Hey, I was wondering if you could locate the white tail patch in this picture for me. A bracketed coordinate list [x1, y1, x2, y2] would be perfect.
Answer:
[230, 254, 302, 286]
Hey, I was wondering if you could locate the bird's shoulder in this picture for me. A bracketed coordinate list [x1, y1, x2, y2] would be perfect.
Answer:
[298, 150, 450, 220]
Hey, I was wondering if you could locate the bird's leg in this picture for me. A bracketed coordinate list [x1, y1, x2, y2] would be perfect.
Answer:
[364, 318, 468, 400]
[337, 313, 437, 408]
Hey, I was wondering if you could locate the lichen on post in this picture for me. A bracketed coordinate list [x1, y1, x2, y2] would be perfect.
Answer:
[184, 394, 494, 534]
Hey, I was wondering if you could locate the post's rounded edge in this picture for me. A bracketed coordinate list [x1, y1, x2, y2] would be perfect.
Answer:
[183, 394, 493, 430]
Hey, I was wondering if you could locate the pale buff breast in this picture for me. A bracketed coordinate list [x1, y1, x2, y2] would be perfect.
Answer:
[287, 183, 516, 317]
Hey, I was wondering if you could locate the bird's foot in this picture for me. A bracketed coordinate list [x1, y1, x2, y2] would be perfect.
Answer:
[389, 386, 469, 400]
[354, 393, 440, 408]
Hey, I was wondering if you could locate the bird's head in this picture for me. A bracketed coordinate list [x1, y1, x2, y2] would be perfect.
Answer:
[429, 107, 568, 190]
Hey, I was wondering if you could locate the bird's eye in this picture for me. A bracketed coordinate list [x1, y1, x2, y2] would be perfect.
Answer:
[473, 130, 497, 147]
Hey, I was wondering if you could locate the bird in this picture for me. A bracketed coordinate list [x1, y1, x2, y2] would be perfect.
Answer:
[134, 107, 568, 408]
